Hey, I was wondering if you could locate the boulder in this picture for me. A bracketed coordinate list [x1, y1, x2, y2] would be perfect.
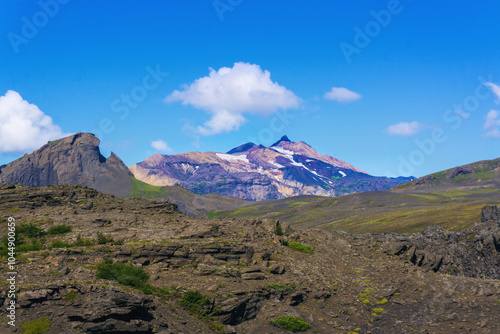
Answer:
[241, 272, 266, 280]
[481, 206, 500, 223]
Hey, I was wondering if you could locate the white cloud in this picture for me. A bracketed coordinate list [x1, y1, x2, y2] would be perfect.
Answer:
[484, 82, 500, 103]
[165, 62, 300, 135]
[151, 139, 173, 153]
[323, 87, 362, 103]
[385, 121, 423, 136]
[0, 90, 64, 153]
[483, 110, 500, 138]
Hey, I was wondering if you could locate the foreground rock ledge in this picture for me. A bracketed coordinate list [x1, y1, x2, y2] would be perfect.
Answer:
[1, 185, 499, 333]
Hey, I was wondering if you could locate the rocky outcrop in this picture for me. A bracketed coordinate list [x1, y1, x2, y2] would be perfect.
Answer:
[446, 166, 475, 180]
[0, 133, 134, 197]
[14, 285, 158, 333]
[0, 183, 177, 213]
[217, 292, 267, 325]
[481, 205, 500, 223]
[380, 211, 500, 279]
[115, 243, 255, 269]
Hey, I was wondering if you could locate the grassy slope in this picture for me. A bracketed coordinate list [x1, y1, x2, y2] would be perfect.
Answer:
[394, 157, 500, 192]
[208, 189, 500, 234]
[126, 177, 168, 199]
[124, 177, 246, 217]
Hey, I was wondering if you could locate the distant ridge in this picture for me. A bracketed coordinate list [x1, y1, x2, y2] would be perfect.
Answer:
[393, 157, 500, 193]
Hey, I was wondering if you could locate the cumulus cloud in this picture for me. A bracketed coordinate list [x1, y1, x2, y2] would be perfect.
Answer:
[151, 139, 173, 153]
[484, 82, 500, 103]
[323, 87, 362, 103]
[385, 121, 423, 136]
[0, 90, 64, 153]
[483, 110, 500, 138]
[165, 62, 300, 135]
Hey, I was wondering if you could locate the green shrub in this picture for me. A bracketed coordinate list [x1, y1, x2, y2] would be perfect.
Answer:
[17, 222, 46, 238]
[179, 290, 210, 316]
[270, 315, 311, 332]
[96, 232, 114, 244]
[158, 287, 181, 298]
[265, 283, 294, 293]
[275, 224, 284, 236]
[47, 225, 72, 235]
[20, 317, 51, 334]
[288, 241, 314, 254]
[17, 240, 43, 253]
[74, 234, 94, 247]
[50, 239, 71, 249]
[280, 239, 289, 246]
[0, 234, 44, 256]
[96, 259, 152, 293]
[62, 290, 78, 302]
[208, 322, 224, 333]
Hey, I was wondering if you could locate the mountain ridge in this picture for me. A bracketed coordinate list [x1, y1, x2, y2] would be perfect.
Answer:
[130, 135, 413, 200]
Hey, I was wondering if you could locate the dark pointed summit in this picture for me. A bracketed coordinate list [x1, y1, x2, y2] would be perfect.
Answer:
[227, 142, 256, 154]
[271, 135, 292, 147]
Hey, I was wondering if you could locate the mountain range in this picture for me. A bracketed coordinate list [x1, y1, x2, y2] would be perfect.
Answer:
[130, 135, 413, 200]
[0, 133, 413, 201]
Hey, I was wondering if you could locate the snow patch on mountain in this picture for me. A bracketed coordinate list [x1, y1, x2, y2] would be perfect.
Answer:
[271, 146, 295, 157]
[269, 160, 285, 168]
[216, 153, 250, 163]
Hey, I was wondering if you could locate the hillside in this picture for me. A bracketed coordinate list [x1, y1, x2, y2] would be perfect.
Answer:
[209, 157, 500, 233]
[127, 177, 247, 217]
[130, 135, 413, 201]
[209, 189, 500, 233]
[393, 157, 500, 193]
[1, 184, 499, 333]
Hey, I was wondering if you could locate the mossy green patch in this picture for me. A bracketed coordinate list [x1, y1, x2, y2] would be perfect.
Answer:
[96, 258, 153, 294]
[287, 241, 314, 254]
[21, 317, 51, 334]
[270, 315, 311, 332]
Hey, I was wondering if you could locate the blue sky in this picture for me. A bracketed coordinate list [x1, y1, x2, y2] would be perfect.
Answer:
[1, 0, 499, 177]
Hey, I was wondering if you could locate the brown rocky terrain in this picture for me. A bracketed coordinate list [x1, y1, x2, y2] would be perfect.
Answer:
[1, 184, 499, 334]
